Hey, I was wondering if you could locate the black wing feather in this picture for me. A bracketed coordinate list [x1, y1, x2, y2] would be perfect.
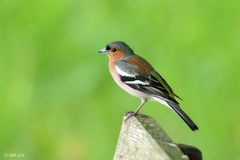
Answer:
[120, 74, 177, 103]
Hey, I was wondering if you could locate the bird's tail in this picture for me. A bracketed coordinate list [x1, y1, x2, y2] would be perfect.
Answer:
[167, 101, 198, 131]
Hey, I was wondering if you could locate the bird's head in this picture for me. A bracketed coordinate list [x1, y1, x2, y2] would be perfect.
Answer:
[98, 41, 134, 60]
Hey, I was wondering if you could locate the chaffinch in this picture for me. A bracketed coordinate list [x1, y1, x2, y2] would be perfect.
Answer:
[99, 41, 198, 131]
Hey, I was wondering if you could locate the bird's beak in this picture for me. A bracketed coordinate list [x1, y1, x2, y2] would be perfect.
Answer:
[98, 48, 108, 54]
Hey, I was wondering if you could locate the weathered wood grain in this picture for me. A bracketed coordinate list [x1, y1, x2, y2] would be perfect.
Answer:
[113, 113, 199, 160]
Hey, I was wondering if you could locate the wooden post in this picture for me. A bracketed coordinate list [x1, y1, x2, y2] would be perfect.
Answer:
[113, 113, 202, 160]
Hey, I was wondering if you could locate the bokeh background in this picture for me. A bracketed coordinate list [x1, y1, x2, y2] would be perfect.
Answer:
[1, 0, 240, 159]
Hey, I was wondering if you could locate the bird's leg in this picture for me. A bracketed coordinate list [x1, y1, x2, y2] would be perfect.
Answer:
[124, 98, 147, 122]
[133, 98, 147, 115]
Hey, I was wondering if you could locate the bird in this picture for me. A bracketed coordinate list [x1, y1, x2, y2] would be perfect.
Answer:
[98, 41, 198, 131]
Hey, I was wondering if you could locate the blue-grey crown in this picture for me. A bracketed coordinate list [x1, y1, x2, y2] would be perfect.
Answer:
[107, 41, 134, 55]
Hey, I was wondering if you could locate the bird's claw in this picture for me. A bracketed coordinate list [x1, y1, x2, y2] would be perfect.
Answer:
[124, 111, 137, 122]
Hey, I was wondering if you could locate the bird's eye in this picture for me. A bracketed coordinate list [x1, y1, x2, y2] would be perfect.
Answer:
[112, 48, 117, 52]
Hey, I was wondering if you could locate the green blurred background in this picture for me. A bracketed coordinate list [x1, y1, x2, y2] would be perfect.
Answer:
[0, 0, 240, 159]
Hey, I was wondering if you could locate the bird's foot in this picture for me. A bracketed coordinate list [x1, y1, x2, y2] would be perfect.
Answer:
[124, 111, 137, 122]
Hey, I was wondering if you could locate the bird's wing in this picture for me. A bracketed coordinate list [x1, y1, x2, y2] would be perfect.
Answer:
[115, 59, 178, 103]
[151, 71, 182, 100]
